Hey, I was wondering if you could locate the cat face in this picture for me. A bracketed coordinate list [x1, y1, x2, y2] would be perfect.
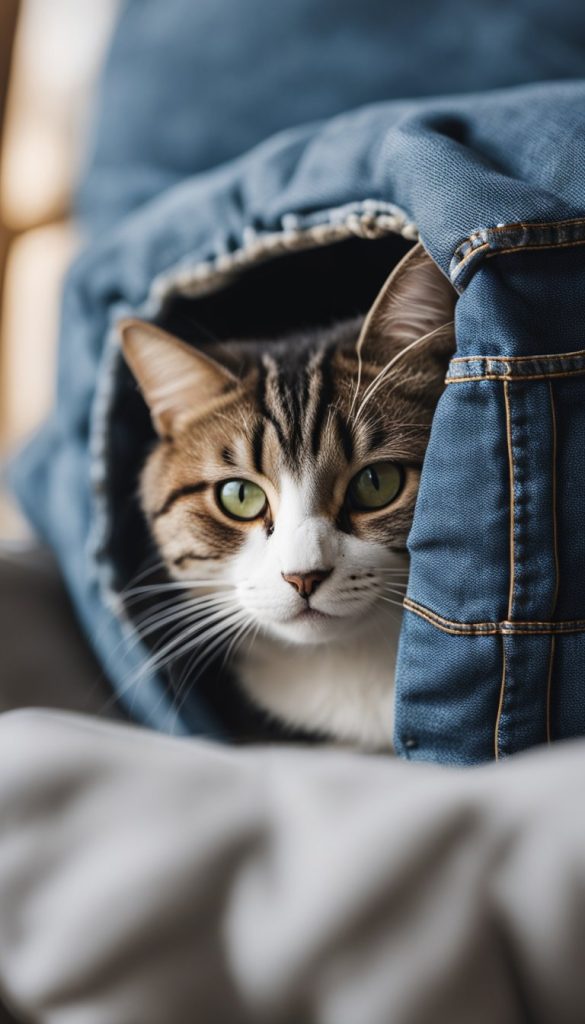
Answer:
[136, 330, 423, 646]
[120, 243, 455, 742]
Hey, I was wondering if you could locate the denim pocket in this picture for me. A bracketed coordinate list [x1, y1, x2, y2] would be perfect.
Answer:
[395, 348, 585, 764]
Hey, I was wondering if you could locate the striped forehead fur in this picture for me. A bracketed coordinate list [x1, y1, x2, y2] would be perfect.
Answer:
[138, 318, 445, 554]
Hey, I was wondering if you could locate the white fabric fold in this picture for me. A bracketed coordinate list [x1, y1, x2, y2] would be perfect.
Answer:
[0, 710, 583, 1024]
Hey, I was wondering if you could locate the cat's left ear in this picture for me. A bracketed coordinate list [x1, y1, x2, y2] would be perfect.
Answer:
[357, 242, 456, 365]
[119, 319, 238, 437]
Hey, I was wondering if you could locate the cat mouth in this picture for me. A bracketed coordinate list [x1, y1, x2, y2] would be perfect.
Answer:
[293, 607, 335, 623]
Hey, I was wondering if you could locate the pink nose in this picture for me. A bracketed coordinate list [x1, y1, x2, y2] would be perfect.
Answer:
[281, 569, 332, 598]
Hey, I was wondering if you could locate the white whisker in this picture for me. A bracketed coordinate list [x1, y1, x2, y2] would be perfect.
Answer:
[351, 321, 453, 428]
[177, 613, 250, 683]
[377, 594, 407, 609]
[132, 595, 236, 646]
[169, 617, 252, 730]
[168, 613, 251, 721]
[116, 606, 245, 722]
[125, 580, 234, 595]
[128, 606, 241, 688]
[122, 581, 234, 609]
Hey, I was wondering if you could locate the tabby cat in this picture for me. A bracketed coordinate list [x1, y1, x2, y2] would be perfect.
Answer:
[120, 243, 455, 748]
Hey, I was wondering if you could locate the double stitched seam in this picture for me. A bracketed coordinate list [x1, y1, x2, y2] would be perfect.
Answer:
[451, 348, 585, 366]
[470, 218, 585, 237]
[403, 598, 585, 636]
[452, 218, 585, 258]
[450, 241, 490, 276]
[546, 383, 559, 744]
[485, 238, 585, 260]
[446, 368, 585, 384]
[449, 218, 585, 288]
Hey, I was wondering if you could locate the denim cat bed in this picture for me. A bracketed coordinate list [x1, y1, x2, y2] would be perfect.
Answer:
[9, 0, 585, 764]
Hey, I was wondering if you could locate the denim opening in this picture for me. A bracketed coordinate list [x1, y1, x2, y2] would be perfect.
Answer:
[92, 222, 415, 736]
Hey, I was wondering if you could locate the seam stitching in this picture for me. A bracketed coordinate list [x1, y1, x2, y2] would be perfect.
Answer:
[449, 217, 585, 287]
[446, 368, 585, 384]
[403, 598, 585, 635]
[451, 348, 585, 365]
[485, 238, 585, 260]
[452, 217, 585, 257]
[466, 217, 585, 239]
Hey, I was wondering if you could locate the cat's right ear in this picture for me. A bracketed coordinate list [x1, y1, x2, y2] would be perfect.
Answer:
[357, 242, 456, 365]
[119, 319, 238, 437]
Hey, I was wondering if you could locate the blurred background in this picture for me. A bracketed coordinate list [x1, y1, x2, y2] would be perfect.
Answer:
[0, 0, 120, 538]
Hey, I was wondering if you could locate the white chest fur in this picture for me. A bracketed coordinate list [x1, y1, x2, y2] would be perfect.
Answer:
[236, 611, 399, 750]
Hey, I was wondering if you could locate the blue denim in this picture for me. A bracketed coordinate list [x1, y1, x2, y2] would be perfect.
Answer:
[8, 0, 585, 762]
[396, 247, 585, 763]
[77, 0, 585, 234]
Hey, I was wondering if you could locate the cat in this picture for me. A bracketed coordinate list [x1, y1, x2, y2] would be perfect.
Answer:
[120, 243, 455, 749]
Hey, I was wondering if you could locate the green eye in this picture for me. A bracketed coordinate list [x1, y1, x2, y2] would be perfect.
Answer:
[348, 462, 403, 511]
[218, 479, 267, 521]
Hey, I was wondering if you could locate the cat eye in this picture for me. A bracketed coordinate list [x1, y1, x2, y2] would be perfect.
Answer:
[347, 462, 403, 511]
[217, 479, 268, 521]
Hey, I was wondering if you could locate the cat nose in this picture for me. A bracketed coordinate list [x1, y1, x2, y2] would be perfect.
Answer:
[281, 569, 332, 598]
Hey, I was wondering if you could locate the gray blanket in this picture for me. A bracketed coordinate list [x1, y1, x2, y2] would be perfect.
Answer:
[0, 709, 583, 1023]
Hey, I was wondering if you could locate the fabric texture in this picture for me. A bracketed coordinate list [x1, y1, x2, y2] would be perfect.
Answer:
[1, 710, 585, 1024]
[77, 0, 585, 235]
[8, 0, 585, 762]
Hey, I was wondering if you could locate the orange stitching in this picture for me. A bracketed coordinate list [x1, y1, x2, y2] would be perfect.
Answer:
[451, 348, 585, 365]
[504, 380, 516, 620]
[405, 598, 585, 630]
[403, 598, 585, 635]
[402, 598, 489, 627]
[446, 369, 585, 383]
[404, 604, 499, 635]
[489, 217, 585, 231]
[495, 637, 506, 761]
[485, 238, 585, 259]
[455, 217, 585, 251]
[451, 219, 585, 284]
[451, 241, 490, 273]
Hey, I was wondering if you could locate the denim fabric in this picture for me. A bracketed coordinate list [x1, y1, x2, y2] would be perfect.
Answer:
[396, 249, 585, 763]
[78, 0, 585, 234]
[8, 1, 585, 761]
